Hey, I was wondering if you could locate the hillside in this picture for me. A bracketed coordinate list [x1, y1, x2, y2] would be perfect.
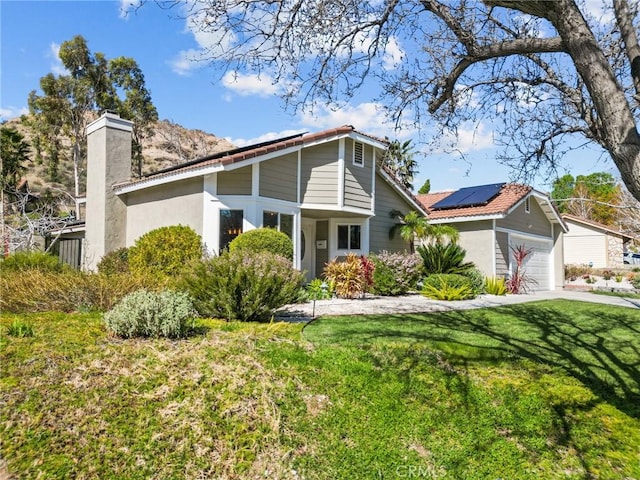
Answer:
[3, 116, 235, 197]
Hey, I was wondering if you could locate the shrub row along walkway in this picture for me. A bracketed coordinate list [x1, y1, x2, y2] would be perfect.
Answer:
[276, 290, 640, 321]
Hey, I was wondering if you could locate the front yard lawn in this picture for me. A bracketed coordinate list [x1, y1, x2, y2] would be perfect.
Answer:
[1, 300, 639, 479]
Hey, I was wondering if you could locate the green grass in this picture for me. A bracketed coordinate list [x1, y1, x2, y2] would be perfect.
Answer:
[590, 289, 640, 300]
[2, 300, 640, 479]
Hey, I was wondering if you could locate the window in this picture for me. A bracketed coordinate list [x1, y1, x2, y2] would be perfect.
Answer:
[219, 209, 243, 252]
[338, 224, 361, 250]
[263, 211, 294, 238]
[525, 197, 531, 213]
[353, 141, 364, 166]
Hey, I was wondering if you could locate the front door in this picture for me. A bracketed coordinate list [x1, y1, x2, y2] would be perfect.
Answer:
[301, 218, 315, 281]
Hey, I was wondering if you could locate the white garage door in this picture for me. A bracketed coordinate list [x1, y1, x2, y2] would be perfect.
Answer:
[510, 235, 553, 291]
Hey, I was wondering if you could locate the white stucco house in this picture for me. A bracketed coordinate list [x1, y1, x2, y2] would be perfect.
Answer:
[61, 111, 426, 278]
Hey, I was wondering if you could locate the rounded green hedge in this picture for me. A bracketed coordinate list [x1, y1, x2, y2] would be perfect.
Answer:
[228, 228, 293, 260]
[128, 225, 202, 278]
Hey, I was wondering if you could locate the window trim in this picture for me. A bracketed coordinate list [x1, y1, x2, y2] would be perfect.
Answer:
[337, 223, 362, 251]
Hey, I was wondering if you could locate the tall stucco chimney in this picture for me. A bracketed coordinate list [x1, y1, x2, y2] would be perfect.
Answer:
[84, 111, 133, 270]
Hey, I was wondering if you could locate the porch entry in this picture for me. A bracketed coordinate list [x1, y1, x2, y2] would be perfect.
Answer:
[300, 218, 329, 282]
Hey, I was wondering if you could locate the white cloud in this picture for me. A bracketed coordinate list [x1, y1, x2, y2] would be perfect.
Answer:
[221, 71, 279, 97]
[227, 129, 303, 147]
[118, 0, 141, 18]
[168, 49, 205, 76]
[49, 42, 66, 75]
[0, 106, 29, 121]
[381, 37, 404, 70]
[441, 122, 495, 153]
[297, 102, 416, 139]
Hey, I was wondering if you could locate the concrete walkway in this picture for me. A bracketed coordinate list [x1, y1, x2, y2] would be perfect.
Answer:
[275, 289, 640, 321]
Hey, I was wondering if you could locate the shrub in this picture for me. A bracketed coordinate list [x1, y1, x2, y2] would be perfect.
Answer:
[228, 228, 293, 260]
[463, 267, 485, 295]
[601, 269, 614, 280]
[564, 264, 593, 280]
[421, 274, 475, 301]
[0, 270, 160, 313]
[631, 274, 640, 290]
[323, 253, 367, 299]
[97, 248, 130, 275]
[0, 251, 66, 273]
[370, 251, 422, 296]
[484, 276, 508, 296]
[104, 289, 196, 338]
[417, 242, 474, 275]
[181, 250, 305, 322]
[128, 225, 202, 279]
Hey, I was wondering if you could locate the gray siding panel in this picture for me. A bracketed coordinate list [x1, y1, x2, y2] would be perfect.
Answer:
[301, 143, 339, 205]
[260, 153, 298, 201]
[344, 140, 373, 210]
[217, 166, 252, 195]
[370, 176, 412, 253]
[497, 197, 551, 237]
[496, 230, 509, 277]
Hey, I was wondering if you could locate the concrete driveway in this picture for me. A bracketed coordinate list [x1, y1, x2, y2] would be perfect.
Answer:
[276, 289, 640, 321]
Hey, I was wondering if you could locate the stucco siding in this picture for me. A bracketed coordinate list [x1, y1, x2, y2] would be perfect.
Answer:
[452, 221, 495, 276]
[369, 176, 412, 253]
[125, 177, 204, 245]
[343, 139, 373, 210]
[553, 227, 564, 289]
[497, 197, 551, 237]
[217, 166, 252, 195]
[300, 143, 339, 205]
[259, 153, 298, 202]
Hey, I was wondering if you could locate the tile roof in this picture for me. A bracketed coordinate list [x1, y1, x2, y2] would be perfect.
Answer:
[417, 183, 532, 220]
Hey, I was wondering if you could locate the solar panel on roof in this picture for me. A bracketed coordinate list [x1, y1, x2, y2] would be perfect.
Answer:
[430, 183, 505, 210]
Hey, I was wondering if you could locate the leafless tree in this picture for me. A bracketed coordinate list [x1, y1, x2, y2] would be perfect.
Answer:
[3, 187, 75, 254]
[142, 0, 640, 200]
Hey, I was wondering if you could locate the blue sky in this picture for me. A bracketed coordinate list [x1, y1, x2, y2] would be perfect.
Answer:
[0, 0, 618, 193]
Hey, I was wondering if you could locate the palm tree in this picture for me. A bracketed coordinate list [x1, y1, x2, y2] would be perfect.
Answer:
[381, 139, 418, 191]
[389, 211, 459, 253]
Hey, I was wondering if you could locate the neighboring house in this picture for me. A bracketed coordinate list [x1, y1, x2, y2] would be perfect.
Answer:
[417, 183, 567, 291]
[562, 214, 633, 268]
[75, 111, 425, 278]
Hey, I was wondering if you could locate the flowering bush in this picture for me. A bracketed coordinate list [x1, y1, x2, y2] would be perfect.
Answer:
[181, 250, 305, 322]
[370, 251, 422, 296]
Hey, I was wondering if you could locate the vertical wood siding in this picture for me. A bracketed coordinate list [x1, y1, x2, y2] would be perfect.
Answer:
[315, 220, 329, 276]
[495, 230, 509, 277]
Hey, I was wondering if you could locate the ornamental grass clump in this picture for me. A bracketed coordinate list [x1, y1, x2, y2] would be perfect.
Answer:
[421, 274, 475, 301]
[104, 289, 196, 338]
[182, 250, 305, 322]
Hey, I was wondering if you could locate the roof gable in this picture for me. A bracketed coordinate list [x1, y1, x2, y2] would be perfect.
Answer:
[563, 214, 633, 240]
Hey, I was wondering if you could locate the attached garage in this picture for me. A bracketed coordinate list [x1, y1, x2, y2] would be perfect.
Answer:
[418, 183, 567, 292]
[510, 234, 553, 291]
